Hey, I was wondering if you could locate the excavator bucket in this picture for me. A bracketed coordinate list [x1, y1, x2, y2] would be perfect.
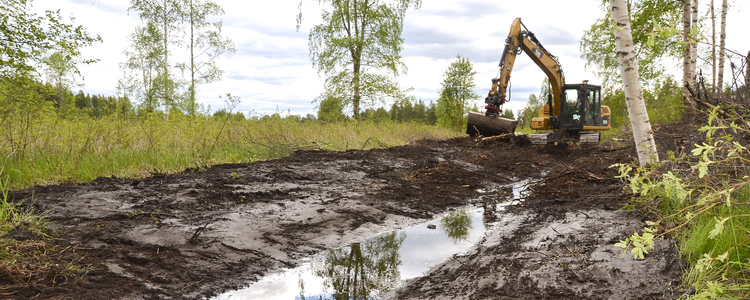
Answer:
[466, 111, 518, 137]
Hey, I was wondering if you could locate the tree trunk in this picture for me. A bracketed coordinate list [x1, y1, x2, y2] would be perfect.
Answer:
[711, 0, 716, 92]
[690, 0, 698, 90]
[353, 62, 361, 118]
[683, 0, 693, 101]
[190, 0, 196, 115]
[746, 51, 750, 87]
[163, 0, 170, 115]
[610, 0, 659, 166]
[717, 0, 728, 93]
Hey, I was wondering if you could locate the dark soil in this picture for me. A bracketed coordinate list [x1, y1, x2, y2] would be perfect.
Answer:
[3, 119, 703, 299]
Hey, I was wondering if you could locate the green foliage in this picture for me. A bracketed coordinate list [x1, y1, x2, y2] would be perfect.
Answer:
[440, 209, 472, 244]
[317, 95, 348, 123]
[0, 105, 457, 191]
[121, 21, 169, 111]
[361, 107, 391, 123]
[602, 76, 684, 131]
[614, 221, 658, 260]
[436, 55, 479, 130]
[126, 0, 235, 115]
[644, 77, 684, 125]
[613, 108, 750, 298]
[180, 0, 236, 116]
[41, 50, 84, 114]
[500, 108, 513, 120]
[312, 231, 406, 297]
[518, 93, 541, 129]
[297, 0, 422, 117]
[580, 0, 683, 85]
[0, 0, 100, 78]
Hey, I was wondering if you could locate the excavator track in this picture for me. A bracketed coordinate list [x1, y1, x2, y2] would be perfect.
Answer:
[529, 132, 600, 145]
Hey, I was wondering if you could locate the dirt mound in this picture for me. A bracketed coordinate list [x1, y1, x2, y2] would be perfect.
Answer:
[5, 131, 686, 299]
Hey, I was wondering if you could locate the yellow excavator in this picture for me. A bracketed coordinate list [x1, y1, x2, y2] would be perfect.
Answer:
[466, 18, 611, 144]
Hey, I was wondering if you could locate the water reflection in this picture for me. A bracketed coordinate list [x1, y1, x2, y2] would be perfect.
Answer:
[214, 207, 496, 300]
[301, 231, 406, 300]
[440, 209, 472, 244]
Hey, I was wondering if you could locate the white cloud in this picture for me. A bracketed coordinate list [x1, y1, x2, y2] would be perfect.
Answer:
[28, 0, 750, 118]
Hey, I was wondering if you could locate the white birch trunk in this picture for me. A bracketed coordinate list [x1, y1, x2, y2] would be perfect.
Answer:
[690, 0, 698, 90]
[610, 0, 659, 166]
[683, 0, 692, 99]
[711, 0, 716, 92]
[717, 0, 727, 92]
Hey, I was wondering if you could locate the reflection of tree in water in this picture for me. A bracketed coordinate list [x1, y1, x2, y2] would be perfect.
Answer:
[440, 209, 472, 243]
[306, 231, 406, 300]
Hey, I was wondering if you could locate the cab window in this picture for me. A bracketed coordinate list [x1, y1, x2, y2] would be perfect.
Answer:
[564, 89, 578, 109]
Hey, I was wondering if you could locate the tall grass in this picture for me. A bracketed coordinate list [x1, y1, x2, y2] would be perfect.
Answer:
[1, 114, 458, 191]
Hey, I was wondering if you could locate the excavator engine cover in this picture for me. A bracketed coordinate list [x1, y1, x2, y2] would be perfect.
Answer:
[466, 111, 518, 136]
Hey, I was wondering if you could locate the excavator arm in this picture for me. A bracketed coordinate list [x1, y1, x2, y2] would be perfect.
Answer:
[485, 18, 565, 117]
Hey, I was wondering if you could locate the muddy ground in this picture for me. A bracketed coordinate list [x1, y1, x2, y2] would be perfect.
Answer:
[4, 119, 706, 299]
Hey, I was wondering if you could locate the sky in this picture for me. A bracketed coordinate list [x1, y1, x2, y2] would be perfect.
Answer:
[29, 0, 750, 118]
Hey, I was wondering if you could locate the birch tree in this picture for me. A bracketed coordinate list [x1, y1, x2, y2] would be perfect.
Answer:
[717, 0, 727, 92]
[297, 0, 421, 118]
[610, 0, 659, 166]
[42, 51, 82, 112]
[711, 0, 716, 91]
[436, 55, 479, 130]
[180, 0, 235, 115]
[690, 0, 698, 89]
[129, 0, 184, 113]
[122, 22, 165, 111]
[682, 0, 693, 100]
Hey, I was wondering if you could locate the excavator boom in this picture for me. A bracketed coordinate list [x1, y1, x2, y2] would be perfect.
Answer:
[484, 18, 564, 117]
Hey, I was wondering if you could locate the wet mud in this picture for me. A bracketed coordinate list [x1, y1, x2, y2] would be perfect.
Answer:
[5, 121, 702, 299]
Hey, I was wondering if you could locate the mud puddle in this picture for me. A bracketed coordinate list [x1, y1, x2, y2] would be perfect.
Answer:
[214, 206, 492, 299]
[214, 182, 531, 299]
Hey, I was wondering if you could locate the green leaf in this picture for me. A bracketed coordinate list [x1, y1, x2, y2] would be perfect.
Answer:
[708, 217, 729, 239]
[631, 246, 645, 260]
[716, 251, 729, 262]
[614, 240, 629, 249]
[691, 144, 704, 156]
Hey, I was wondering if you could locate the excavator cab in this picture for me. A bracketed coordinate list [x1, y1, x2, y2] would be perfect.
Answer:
[558, 83, 602, 131]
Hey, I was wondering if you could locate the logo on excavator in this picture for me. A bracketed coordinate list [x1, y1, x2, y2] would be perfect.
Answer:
[533, 48, 543, 59]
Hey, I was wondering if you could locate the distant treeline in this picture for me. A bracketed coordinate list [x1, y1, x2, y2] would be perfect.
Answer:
[27, 79, 443, 125]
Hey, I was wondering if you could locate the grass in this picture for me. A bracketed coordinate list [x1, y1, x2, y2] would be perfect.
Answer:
[2, 115, 459, 191]
[615, 110, 750, 299]
[679, 186, 750, 298]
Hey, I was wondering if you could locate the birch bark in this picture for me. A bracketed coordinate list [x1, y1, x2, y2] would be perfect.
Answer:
[690, 0, 698, 90]
[717, 0, 728, 92]
[711, 0, 716, 91]
[610, 0, 659, 166]
[682, 0, 693, 100]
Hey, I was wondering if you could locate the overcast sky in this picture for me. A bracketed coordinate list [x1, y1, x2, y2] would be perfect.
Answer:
[30, 0, 749, 117]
